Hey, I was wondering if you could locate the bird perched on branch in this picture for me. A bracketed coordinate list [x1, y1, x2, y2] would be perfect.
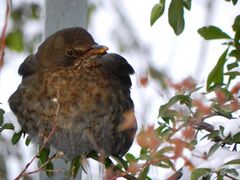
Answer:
[8, 27, 137, 160]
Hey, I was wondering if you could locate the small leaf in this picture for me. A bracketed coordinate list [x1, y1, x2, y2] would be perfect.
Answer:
[168, 0, 185, 35]
[25, 136, 31, 146]
[224, 71, 240, 78]
[6, 29, 24, 52]
[155, 123, 168, 136]
[39, 148, 50, 164]
[159, 95, 191, 118]
[233, 15, 240, 32]
[104, 157, 114, 169]
[11, 131, 23, 145]
[154, 159, 174, 168]
[157, 146, 173, 155]
[206, 48, 229, 91]
[70, 157, 81, 177]
[30, 3, 40, 19]
[229, 49, 240, 59]
[46, 162, 54, 177]
[198, 26, 231, 40]
[183, 0, 191, 10]
[125, 153, 137, 163]
[0, 109, 5, 126]
[2, 123, 14, 130]
[138, 166, 150, 180]
[149, 67, 168, 89]
[232, 0, 238, 5]
[208, 144, 220, 157]
[224, 168, 239, 176]
[223, 159, 240, 166]
[233, 132, 240, 142]
[112, 155, 129, 170]
[227, 61, 238, 71]
[150, 0, 165, 26]
[191, 168, 211, 180]
[159, 129, 172, 140]
[139, 148, 149, 160]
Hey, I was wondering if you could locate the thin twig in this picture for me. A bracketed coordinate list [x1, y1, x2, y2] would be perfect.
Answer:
[18, 151, 64, 178]
[0, 0, 10, 67]
[15, 90, 60, 180]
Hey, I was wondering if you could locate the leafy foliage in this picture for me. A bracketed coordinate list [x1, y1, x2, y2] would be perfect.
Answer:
[5, 3, 41, 54]
[150, 0, 238, 35]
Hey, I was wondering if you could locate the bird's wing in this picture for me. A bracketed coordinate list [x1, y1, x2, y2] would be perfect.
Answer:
[18, 54, 39, 78]
[101, 53, 134, 88]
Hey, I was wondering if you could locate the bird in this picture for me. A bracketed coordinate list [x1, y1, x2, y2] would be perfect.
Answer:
[8, 27, 137, 160]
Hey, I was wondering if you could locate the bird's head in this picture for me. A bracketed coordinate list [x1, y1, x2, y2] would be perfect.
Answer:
[36, 27, 108, 67]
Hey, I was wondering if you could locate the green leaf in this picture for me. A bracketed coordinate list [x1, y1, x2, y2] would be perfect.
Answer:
[159, 95, 191, 118]
[70, 157, 81, 177]
[25, 136, 31, 146]
[155, 123, 168, 135]
[0, 109, 5, 126]
[233, 132, 240, 142]
[227, 61, 238, 71]
[229, 49, 240, 59]
[206, 48, 229, 91]
[46, 162, 54, 177]
[30, 3, 40, 19]
[183, 0, 191, 10]
[159, 128, 172, 140]
[161, 110, 178, 122]
[189, 139, 198, 148]
[154, 159, 174, 168]
[11, 8, 23, 21]
[6, 29, 24, 52]
[224, 168, 239, 176]
[224, 72, 240, 83]
[112, 155, 129, 170]
[233, 15, 240, 32]
[138, 166, 150, 180]
[223, 159, 240, 166]
[198, 26, 231, 40]
[39, 148, 50, 164]
[191, 168, 211, 180]
[139, 148, 149, 160]
[104, 157, 113, 169]
[168, 0, 185, 35]
[150, 0, 165, 26]
[125, 153, 137, 163]
[157, 146, 173, 155]
[149, 67, 168, 89]
[0, 123, 14, 133]
[217, 174, 224, 180]
[11, 131, 23, 145]
[232, 0, 238, 5]
[208, 144, 219, 157]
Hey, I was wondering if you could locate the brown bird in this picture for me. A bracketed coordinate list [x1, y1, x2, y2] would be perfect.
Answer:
[8, 27, 137, 160]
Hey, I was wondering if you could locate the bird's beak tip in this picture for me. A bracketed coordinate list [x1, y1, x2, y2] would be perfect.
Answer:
[85, 45, 108, 57]
[91, 45, 109, 53]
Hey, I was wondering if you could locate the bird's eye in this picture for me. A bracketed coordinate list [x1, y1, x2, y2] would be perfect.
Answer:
[66, 49, 76, 57]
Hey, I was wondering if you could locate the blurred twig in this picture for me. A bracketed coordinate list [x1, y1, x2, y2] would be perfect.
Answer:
[15, 90, 60, 180]
[0, 0, 11, 68]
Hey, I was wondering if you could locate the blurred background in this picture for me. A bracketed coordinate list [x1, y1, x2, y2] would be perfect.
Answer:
[0, 0, 240, 179]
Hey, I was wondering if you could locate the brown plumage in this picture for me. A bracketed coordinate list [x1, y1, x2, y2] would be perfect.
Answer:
[8, 27, 137, 159]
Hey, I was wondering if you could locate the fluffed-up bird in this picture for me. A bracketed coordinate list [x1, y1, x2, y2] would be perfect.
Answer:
[8, 27, 137, 160]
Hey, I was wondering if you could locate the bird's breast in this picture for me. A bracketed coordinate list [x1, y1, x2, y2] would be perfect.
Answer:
[41, 66, 126, 116]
